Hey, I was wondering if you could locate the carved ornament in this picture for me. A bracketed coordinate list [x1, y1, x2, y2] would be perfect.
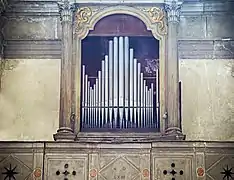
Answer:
[75, 7, 92, 35]
[74, 5, 167, 38]
[145, 7, 166, 35]
[165, 0, 182, 23]
[58, 0, 75, 23]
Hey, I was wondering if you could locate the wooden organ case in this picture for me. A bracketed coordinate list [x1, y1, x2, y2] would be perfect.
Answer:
[56, 4, 186, 142]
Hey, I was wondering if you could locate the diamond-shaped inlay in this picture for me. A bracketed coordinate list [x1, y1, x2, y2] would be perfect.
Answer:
[207, 156, 234, 180]
[100, 157, 140, 180]
[0, 155, 32, 180]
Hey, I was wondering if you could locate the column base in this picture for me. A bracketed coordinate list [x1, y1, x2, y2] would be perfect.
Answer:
[53, 127, 76, 141]
[165, 127, 186, 140]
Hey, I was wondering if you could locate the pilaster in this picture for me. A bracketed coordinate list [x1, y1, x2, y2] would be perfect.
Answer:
[164, 0, 185, 139]
[0, 16, 7, 90]
[53, 0, 76, 141]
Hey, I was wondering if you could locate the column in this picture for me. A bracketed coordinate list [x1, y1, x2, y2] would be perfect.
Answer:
[165, 0, 185, 139]
[53, 0, 76, 141]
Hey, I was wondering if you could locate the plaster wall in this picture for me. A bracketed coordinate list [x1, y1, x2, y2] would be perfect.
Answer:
[180, 59, 234, 141]
[0, 59, 60, 140]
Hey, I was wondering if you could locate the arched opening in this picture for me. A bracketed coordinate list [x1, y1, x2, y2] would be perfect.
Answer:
[80, 14, 160, 132]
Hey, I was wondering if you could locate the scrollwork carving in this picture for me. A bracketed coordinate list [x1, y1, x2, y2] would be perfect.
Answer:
[145, 7, 167, 35]
[74, 5, 167, 37]
[75, 7, 92, 35]
[139, 6, 166, 35]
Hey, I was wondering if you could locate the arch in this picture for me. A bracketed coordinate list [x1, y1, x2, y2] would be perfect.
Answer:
[75, 6, 166, 40]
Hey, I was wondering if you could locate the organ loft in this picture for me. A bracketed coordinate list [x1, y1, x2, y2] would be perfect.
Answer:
[0, 0, 234, 179]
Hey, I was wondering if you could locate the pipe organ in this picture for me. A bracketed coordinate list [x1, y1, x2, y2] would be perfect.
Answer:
[81, 37, 160, 130]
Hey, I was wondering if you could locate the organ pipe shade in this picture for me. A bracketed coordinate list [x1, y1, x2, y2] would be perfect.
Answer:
[81, 36, 160, 129]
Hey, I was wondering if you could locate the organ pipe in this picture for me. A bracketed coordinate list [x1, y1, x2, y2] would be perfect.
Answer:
[104, 55, 109, 126]
[156, 68, 159, 128]
[137, 63, 141, 127]
[113, 37, 118, 127]
[96, 79, 99, 127]
[98, 71, 101, 127]
[129, 48, 134, 126]
[82, 65, 85, 126]
[87, 81, 90, 127]
[108, 40, 113, 127]
[133, 58, 137, 127]
[124, 37, 129, 124]
[119, 37, 124, 127]
[101, 61, 105, 126]
[81, 36, 159, 129]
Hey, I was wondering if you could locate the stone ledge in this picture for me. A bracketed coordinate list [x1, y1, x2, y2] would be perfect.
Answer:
[0, 141, 233, 149]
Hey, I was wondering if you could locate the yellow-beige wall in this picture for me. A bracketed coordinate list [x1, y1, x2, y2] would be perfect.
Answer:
[0, 59, 233, 141]
[0, 59, 60, 140]
[180, 59, 234, 140]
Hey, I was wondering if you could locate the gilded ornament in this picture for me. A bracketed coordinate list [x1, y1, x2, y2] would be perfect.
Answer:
[75, 7, 92, 34]
[147, 7, 166, 34]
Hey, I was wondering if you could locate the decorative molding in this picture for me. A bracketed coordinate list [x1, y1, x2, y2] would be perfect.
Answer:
[4, 1, 59, 16]
[178, 40, 234, 59]
[74, 5, 167, 39]
[75, 7, 92, 35]
[141, 6, 167, 35]
[4, 40, 61, 59]
[4, 39, 233, 60]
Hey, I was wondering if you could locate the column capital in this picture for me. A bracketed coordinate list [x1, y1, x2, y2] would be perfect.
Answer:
[165, 0, 183, 23]
[0, 0, 8, 14]
[58, 0, 76, 23]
